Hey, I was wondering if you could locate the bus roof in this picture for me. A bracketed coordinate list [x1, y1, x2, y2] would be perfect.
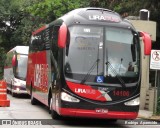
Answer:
[60, 7, 122, 24]
[53, 7, 134, 30]
[33, 7, 136, 36]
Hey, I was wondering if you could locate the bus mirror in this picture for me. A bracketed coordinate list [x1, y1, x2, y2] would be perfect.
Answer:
[140, 31, 152, 55]
[12, 55, 16, 67]
[58, 23, 67, 48]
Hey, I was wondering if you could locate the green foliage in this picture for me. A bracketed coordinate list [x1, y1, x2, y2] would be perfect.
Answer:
[0, 0, 88, 79]
[26, 0, 88, 29]
[157, 97, 160, 115]
[0, 47, 6, 80]
[0, 0, 27, 50]
[88, 0, 160, 22]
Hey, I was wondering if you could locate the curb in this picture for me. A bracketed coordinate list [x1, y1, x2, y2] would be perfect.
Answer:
[138, 115, 160, 122]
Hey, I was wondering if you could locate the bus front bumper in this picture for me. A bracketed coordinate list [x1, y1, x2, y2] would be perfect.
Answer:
[59, 108, 138, 119]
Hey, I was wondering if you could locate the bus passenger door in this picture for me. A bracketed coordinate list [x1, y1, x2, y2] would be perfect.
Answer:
[35, 51, 47, 103]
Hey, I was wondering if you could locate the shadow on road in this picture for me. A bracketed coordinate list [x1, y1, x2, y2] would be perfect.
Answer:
[7, 92, 30, 99]
[55, 117, 127, 127]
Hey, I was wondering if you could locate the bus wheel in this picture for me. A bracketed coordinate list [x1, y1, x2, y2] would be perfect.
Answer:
[49, 97, 52, 114]
[49, 98, 60, 120]
[31, 86, 37, 105]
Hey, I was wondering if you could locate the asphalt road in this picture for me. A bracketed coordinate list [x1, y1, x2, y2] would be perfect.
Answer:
[0, 94, 159, 128]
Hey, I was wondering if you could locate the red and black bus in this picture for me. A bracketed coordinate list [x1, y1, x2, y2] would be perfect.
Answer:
[26, 8, 151, 120]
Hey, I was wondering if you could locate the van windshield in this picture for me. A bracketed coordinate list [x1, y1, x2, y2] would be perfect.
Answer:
[15, 54, 28, 80]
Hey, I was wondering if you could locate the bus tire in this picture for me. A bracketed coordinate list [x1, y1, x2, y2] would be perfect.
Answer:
[51, 107, 60, 120]
[48, 91, 52, 114]
[49, 97, 60, 120]
[31, 86, 37, 105]
[49, 97, 52, 114]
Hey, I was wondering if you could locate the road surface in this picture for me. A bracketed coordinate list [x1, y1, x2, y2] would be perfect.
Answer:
[0, 94, 159, 128]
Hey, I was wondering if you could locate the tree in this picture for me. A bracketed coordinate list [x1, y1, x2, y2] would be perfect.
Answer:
[0, 47, 6, 80]
[26, 0, 88, 30]
[88, 0, 160, 22]
[0, 0, 37, 79]
[0, 0, 27, 50]
[0, 0, 88, 79]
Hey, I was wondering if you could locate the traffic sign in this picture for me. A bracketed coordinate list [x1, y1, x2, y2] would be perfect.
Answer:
[150, 50, 160, 70]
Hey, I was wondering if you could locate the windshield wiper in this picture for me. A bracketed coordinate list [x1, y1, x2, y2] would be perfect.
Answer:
[80, 59, 100, 84]
[106, 61, 126, 88]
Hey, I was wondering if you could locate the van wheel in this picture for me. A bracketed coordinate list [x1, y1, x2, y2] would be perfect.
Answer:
[11, 84, 16, 97]
[49, 97, 60, 120]
[11, 91, 16, 97]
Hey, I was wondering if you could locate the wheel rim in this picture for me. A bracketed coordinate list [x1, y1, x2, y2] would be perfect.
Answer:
[50, 98, 52, 111]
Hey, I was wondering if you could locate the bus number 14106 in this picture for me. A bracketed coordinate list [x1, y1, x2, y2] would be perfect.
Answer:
[113, 90, 130, 97]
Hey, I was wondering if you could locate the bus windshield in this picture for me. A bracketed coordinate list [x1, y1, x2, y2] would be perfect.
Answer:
[15, 54, 28, 80]
[65, 25, 140, 85]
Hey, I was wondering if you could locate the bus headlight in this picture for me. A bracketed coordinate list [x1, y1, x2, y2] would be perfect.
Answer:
[61, 92, 80, 102]
[16, 88, 20, 91]
[124, 97, 140, 106]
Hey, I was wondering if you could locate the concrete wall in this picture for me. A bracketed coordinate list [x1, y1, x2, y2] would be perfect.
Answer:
[130, 20, 156, 41]
[140, 38, 150, 109]
[145, 88, 157, 111]
[130, 20, 156, 110]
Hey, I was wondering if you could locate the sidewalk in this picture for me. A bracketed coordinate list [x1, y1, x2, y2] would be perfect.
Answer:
[138, 109, 160, 121]
[138, 110, 153, 118]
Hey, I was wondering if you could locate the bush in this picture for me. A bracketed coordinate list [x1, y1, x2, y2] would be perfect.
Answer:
[157, 96, 160, 115]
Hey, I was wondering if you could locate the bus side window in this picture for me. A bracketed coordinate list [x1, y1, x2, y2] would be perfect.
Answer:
[38, 32, 44, 51]
[51, 26, 59, 61]
[51, 63, 55, 82]
[40, 29, 50, 51]
[51, 55, 58, 83]
[31, 32, 44, 52]
[35, 32, 47, 51]
[30, 36, 38, 52]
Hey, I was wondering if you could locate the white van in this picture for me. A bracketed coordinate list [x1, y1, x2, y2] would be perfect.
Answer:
[4, 46, 29, 96]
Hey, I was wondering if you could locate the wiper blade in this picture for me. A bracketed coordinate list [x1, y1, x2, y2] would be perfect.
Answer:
[80, 59, 100, 84]
[106, 61, 126, 88]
